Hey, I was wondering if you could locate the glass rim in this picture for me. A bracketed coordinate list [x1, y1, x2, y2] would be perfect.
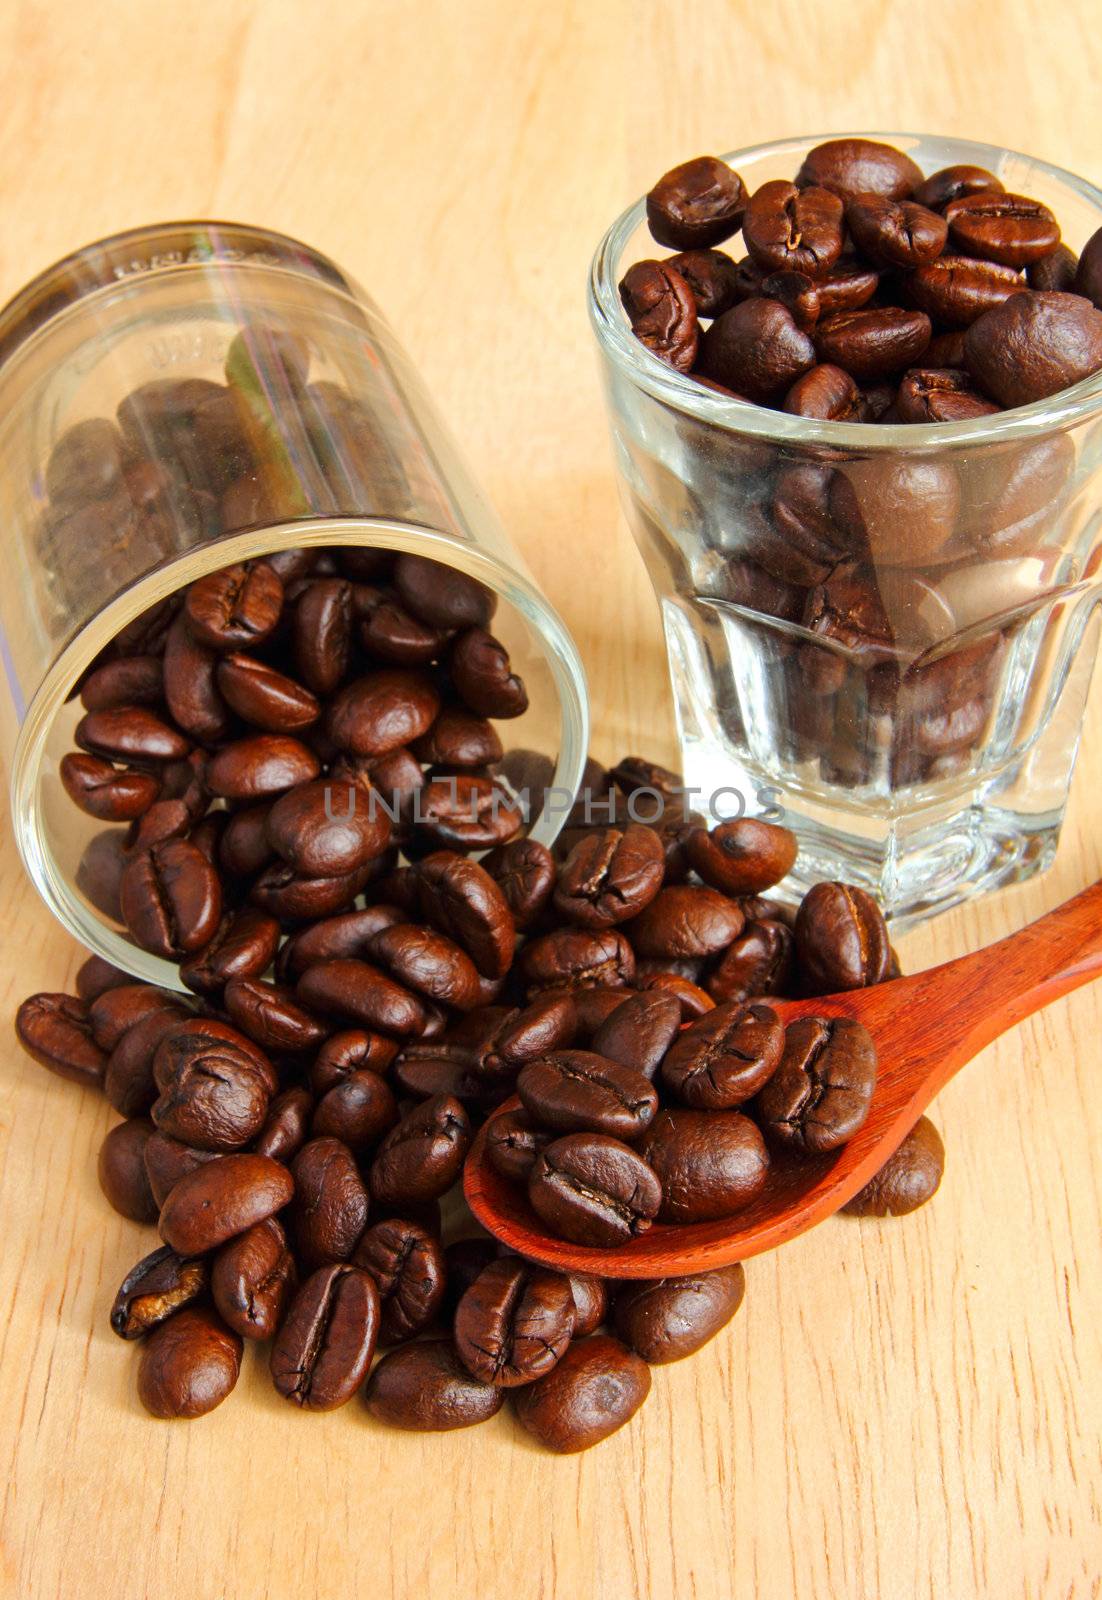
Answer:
[588, 130, 1102, 451]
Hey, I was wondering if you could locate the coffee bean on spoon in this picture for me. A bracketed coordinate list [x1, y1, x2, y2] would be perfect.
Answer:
[661, 1000, 784, 1110]
[754, 1016, 878, 1154]
[527, 1132, 662, 1247]
[638, 1108, 770, 1223]
[517, 1049, 659, 1139]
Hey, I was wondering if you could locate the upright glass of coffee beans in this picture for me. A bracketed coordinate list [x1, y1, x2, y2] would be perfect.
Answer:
[590, 133, 1102, 923]
[0, 222, 588, 980]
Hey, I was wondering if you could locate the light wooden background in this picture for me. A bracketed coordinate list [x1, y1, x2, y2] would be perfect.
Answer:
[1, 3, 1100, 1597]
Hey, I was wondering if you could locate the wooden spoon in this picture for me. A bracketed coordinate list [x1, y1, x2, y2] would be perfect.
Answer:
[464, 878, 1102, 1278]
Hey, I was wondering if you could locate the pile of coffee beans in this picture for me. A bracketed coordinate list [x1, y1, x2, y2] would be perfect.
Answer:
[16, 738, 944, 1449]
[621, 137, 1102, 419]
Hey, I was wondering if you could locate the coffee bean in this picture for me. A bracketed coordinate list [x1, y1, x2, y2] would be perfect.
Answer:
[842, 1114, 944, 1215]
[817, 257, 881, 314]
[369, 923, 482, 1010]
[205, 734, 320, 800]
[365, 1338, 505, 1430]
[163, 615, 233, 743]
[553, 824, 665, 928]
[249, 859, 376, 921]
[895, 367, 1000, 423]
[310, 1029, 399, 1093]
[97, 1116, 159, 1222]
[219, 801, 275, 875]
[743, 181, 845, 277]
[47, 417, 125, 505]
[486, 1109, 553, 1182]
[518, 1049, 658, 1139]
[814, 306, 931, 381]
[830, 457, 959, 566]
[755, 1016, 878, 1153]
[638, 1108, 769, 1222]
[142, 1131, 219, 1207]
[296, 958, 427, 1036]
[110, 1245, 208, 1339]
[291, 577, 353, 695]
[137, 1306, 242, 1419]
[760, 269, 821, 329]
[179, 908, 281, 996]
[707, 918, 794, 1004]
[906, 254, 1025, 327]
[289, 1136, 370, 1270]
[782, 363, 863, 419]
[448, 629, 529, 718]
[153, 1015, 275, 1095]
[528, 1132, 661, 1247]
[416, 850, 517, 978]
[454, 1257, 575, 1387]
[684, 818, 797, 895]
[150, 1024, 272, 1151]
[666, 248, 741, 317]
[76, 706, 190, 764]
[795, 138, 922, 201]
[410, 707, 503, 768]
[270, 1263, 379, 1410]
[1075, 226, 1102, 308]
[520, 927, 636, 994]
[646, 156, 747, 250]
[479, 838, 555, 931]
[661, 1001, 783, 1109]
[618, 260, 699, 373]
[511, 1334, 650, 1453]
[699, 298, 817, 402]
[312, 1070, 398, 1152]
[1028, 243, 1080, 293]
[211, 1216, 296, 1339]
[369, 1094, 471, 1206]
[393, 552, 495, 631]
[914, 164, 1003, 211]
[326, 668, 440, 757]
[613, 1264, 746, 1363]
[60, 753, 161, 822]
[353, 1218, 445, 1342]
[185, 562, 283, 652]
[15, 993, 106, 1088]
[159, 1153, 294, 1255]
[795, 881, 891, 992]
[845, 193, 947, 267]
[626, 885, 744, 961]
[215, 653, 320, 731]
[76, 955, 133, 1004]
[253, 1084, 314, 1163]
[965, 290, 1102, 406]
[589, 990, 682, 1079]
[945, 191, 1060, 267]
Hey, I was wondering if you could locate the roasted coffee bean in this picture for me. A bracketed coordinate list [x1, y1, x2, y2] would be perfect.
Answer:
[142, 1131, 219, 1208]
[310, 1029, 399, 1093]
[618, 260, 699, 373]
[265, 777, 391, 877]
[416, 850, 517, 978]
[211, 1216, 296, 1339]
[760, 269, 821, 329]
[567, 1275, 607, 1337]
[289, 576, 354, 695]
[137, 1306, 243, 1419]
[590, 990, 682, 1079]
[289, 1136, 370, 1269]
[353, 1218, 446, 1343]
[152, 1016, 275, 1095]
[914, 164, 1003, 212]
[666, 248, 741, 317]
[253, 1084, 314, 1163]
[764, 462, 857, 585]
[454, 1257, 575, 1387]
[795, 138, 922, 202]
[15, 993, 106, 1088]
[895, 368, 1000, 423]
[326, 668, 440, 756]
[249, 859, 375, 922]
[76, 706, 190, 764]
[270, 1263, 379, 1410]
[782, 363, 863, 419]
[843, 1114, 945, 1216]
[448, 628, 529, 718]
[639, 1108, 769, 1222]
[707, 918, 794, 1004]
[906, 254, 1024, 327]
[312, 1070, 398, 1152]
[814, 306, 931, 381]
[684, 818, 797, 895]
[528, 1133, 661, 1247]
[520, 927, 636, 994]
[159, 1153, 294, 1255]
[185, 562, 283, 651]
[944, 191, 1060, 267]
[646, 155, 747, 250]
[215, 652, 320, 731]
[369, 1094, 471, 1206]
[277, 907, 404, 981]
[393, 552, 495, 631]
[354, 587, 453, 667]
[965, 290, 1102, 407]
[151, 1026, 272, 1151]
[179, 908, 281, 996]
[795, 881, 891, 992]
[845, 193, 947, 267]
[296, 959, 427, 1036]
[661, 1001, 784, 1110]
[699, 297, 817, 402]
[163, 615, 233, 744]
[205, 734, 320, 800]
[60, 753, 161, 822]
[613, 1264, 746, 1363]
[85, 983, 174, 1052]
[97, 1116, 159, 1222]
[365, 1338, 505, 1431]
[830, 457, 960, 566]
[480, 837, 555, 930]
[511, 1334, 650, 1453]
[411, 707, 503, 768]
[76, 954, 133, 1004]
[1028, 243, 1080, 293]
[518, 1049, 658, 1139]
[743, 181, 845, 277]
[553, 824, 665, 929]
[626, 885, 744, 961]
[369, 924, 482, 1010]
[219, 801, 275, 876]
[486, 1109, 554, 1182]
[816, 257, 881, 314]
[110, 1245, 208, 1339]
[755, 1015, 878, 1153]
[1076, 226, 1102, 308]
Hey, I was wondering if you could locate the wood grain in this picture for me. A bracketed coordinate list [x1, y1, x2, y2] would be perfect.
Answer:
[0, 3, 1100, 1598]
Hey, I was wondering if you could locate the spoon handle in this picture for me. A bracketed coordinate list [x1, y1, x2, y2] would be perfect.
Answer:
[928, 877, 1102, 1059]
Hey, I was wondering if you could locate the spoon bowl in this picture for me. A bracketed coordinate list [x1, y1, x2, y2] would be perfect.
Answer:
[463, 878, 1102, 1277]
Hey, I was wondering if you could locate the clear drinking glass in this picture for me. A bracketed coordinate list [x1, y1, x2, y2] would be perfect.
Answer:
[590, 134, 1102, 924]
[0, 222, 588, 982]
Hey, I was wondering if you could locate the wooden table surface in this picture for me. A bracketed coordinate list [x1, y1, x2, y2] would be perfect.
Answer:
[1, 4, 1100, 1597]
